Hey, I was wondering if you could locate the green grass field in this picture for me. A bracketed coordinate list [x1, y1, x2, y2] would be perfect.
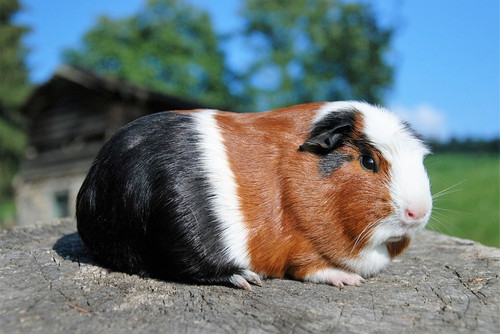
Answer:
[425, 153, 499, 248]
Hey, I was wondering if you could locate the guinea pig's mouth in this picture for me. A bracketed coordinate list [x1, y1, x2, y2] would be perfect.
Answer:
[386, 236, 405, 242]
[383, 223, 420, 243]
[374, 215, 428, 246]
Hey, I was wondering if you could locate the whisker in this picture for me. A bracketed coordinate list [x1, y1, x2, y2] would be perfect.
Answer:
[429, 211, 446, 220]
[350, 220, 378, 256]
[427, 211, 455, 235]
[432, 180, 466, 199]
[432, 189, 461, 199]
[432, 206, 474, 216]
[427, 217, 452, 235]
[432, 207, 458, 213]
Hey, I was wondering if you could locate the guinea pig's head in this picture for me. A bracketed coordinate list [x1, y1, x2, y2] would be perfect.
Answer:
[298, 101, 432, 275]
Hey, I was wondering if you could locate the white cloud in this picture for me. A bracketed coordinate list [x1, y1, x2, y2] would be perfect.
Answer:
[391, 104, 450, 141]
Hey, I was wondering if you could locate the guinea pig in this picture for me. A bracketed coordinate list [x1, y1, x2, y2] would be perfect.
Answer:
[76, 101, 432, 290]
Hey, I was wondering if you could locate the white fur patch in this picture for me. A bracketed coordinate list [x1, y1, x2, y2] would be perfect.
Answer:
[192, 110, 251, 269]
[342, 244, 391, 277]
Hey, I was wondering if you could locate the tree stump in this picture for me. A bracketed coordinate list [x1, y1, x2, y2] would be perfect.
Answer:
[0, 219, 498, 333]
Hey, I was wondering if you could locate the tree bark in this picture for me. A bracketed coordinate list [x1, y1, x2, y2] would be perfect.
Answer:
[1, 219, 498, 333]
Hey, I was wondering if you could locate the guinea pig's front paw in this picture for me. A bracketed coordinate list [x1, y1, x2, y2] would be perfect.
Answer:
[304, 268, 365, 287]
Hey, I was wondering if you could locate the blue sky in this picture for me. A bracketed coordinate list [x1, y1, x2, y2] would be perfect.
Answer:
[15, 0, 499, 140]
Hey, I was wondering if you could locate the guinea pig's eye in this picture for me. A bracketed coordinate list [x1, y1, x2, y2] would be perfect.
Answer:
[360, 155, 378, 172]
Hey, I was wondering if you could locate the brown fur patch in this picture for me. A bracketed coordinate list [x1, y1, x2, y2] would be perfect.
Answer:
[215, 103, 322, 277]
[387, 237, 411, 258]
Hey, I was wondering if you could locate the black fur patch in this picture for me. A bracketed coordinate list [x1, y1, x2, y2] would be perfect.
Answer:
[319, 152, 355, 176]
[76, 112, 245, 284]
[302, 108, 359, 175]
[309, 109, 357, 140]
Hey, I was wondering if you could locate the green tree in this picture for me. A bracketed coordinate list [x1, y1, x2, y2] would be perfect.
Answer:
[240, 0, 394, 110]
[0, 0, 31, 226]
[64, 0, 231, 107]
[0, 0, 31, 113]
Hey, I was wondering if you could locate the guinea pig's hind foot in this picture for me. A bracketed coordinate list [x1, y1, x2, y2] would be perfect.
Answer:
[228, 270, 263, 291]
[304, 268, 365, 288]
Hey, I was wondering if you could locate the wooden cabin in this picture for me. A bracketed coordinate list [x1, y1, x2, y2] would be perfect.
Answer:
[16, 65, 210, 226]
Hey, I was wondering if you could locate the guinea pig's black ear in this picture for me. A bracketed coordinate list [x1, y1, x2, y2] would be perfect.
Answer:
[299, 123, 351, 155]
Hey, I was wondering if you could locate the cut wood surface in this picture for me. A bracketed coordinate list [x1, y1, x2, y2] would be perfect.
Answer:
[0, 219, 498, 333]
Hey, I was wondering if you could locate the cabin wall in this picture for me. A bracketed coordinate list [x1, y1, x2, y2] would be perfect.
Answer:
[16, 173, 86, 226]
[15, 67, 209, 226]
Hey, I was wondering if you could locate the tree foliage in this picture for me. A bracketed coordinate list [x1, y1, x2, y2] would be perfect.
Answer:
[240, 0, 394, 110]
[0, 0, 30, 219]
[64, 0, 231, 107]
[0, 0, 31, 115]
[64, 0, 395, 111]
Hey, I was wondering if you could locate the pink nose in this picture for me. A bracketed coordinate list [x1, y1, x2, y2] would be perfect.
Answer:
[405, 207, 428, 222]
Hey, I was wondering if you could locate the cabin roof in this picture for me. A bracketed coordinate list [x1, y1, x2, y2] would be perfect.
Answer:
[21, 65, 209, 118]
